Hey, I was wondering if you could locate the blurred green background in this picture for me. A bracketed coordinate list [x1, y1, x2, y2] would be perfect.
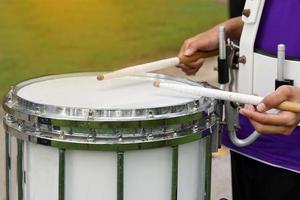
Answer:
[0, 0, 227, 97]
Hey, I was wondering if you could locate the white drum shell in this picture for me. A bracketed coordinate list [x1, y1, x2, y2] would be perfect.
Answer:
[6, 137, 209, 200]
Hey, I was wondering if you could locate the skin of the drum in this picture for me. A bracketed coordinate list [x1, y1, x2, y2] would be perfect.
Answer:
[2, 73, 220, 200]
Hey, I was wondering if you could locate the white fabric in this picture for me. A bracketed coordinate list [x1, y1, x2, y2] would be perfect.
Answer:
[253, 52, 300, 96]
[238, 0, 265, 94]
[17, 75, 199, 109]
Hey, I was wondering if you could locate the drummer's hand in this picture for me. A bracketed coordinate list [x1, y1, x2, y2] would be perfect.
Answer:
[239, 86, 300, 135]
[177, 28, 219, 75]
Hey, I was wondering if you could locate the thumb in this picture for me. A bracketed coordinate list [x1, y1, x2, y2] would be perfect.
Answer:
[256, 96, 280, 113]
[257, 86, 291, 112]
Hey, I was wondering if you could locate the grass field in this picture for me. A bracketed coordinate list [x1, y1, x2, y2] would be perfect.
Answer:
[0, 0, 227, 97]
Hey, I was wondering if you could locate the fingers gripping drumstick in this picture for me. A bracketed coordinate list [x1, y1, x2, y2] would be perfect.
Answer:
[97, 50, 218, 81]
[153, 81, 300, 113]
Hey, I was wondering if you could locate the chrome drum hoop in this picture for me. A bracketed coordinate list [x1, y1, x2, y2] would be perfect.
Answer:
[3, 73, 216, 122]
[3, 109, 220, 151]
[3, 116, 219, 151]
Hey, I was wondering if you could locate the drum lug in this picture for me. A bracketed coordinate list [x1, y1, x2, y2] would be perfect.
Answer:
[34, 106, 44, 115]
[87, 128, 96, 142]
[17, 121, 24, 131]
[118, 135, 123, 142]
[88, 110, 95, 120]
[5, 113, 14, 123]
[4, 86, 15, 106]
[146, 132, 154, 140]
[205, 119, 211, 131]
[68, 128, 73, 135]
[59, 130, 66, 140]
[147, 110, 154, 119]
[34, 122, 40, 133]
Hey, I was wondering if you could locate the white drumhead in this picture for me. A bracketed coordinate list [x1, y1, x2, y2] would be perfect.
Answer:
[17, 74, 201, 109]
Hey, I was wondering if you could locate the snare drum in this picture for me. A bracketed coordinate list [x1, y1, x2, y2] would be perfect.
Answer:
[3, 73, 220, 200]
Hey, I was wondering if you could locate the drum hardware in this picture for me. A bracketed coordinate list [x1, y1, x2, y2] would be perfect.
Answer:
[218, 26, 229, 91]
[225, 100, 260, 146]
[68, 128, 73, 135]
[234, 124, 241, 131]
[88, 109, 95, 120]
[118, 134, 123, 142]
[17, 121, 24, 131]
[206, 116, 220, 153]
[146, 132, 154, 140]
[87, 128, 96, 142]
[17, 139, 24, 200]
[4, 86, 15, 106]
[228, 40, 240, 92]
[34, 106, 43, 115]
[147, 110, 154, 118]
[59, 130, 66, 140]
[5, 134, 10, 200]
[275, 44, 294, 89]
[33, 122, 41, 133]
[5, 113, 14, 123]
[218, 35, 261, 146]
[225, 39, 253, 145]
[191, 124, 200, 134]
[58, 148, 66, 200]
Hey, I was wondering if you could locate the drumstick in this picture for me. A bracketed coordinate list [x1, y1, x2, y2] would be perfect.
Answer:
[97, 50, 218, 80]
[153, 81, 300, 113]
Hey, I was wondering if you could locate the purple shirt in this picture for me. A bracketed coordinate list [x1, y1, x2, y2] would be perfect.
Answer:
[223, 0, 300, 172]
[255, 0, 300, 58]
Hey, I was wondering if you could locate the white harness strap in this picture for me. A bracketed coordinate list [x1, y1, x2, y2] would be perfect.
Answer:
[239, 0, 300, 96]
[238, 0, 265, 94]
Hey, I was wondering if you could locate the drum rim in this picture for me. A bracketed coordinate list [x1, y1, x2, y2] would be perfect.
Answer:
[3, 72, 216, 122]
[3, 118, 218, 151]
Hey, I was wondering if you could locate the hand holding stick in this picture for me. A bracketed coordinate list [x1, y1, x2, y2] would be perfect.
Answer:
[97, 50, 218, 81]
[153, 81, 300, 113]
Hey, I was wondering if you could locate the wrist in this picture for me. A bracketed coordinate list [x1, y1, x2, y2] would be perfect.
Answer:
[218, 17, 243, 40]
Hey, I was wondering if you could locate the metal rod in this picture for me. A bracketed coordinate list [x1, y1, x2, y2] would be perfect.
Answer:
[58, 149, 65, 200]
[171, 146, 179, 200]
[5, 133, 10, 200]
[277, 44, 285, 81]
[204, 136, 212, 200]
[218, 26, 226, 60]
[17, 139, 23, 200]
[117, 151, 124, 200]
[218, 26, 229, 87]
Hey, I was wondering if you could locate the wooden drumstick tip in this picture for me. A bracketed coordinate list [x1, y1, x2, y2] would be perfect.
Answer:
[153, 81, 161, 88]
[96, 74, 104, 81]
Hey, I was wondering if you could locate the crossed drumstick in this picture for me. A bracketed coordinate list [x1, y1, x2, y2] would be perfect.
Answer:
[96, 52, 300, 113]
